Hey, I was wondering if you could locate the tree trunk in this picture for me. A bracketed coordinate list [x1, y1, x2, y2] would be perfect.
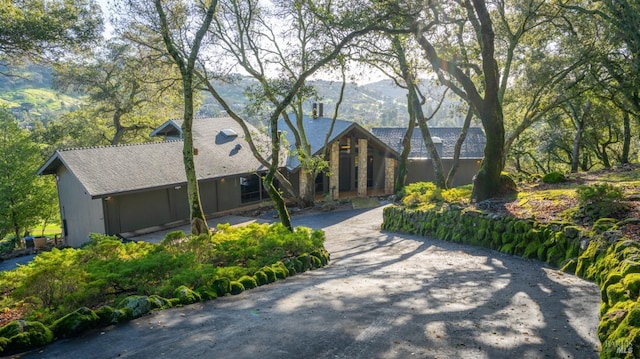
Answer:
[570, 100, 590, 173]
[182, 77, 210, 236]
[469, 0, 506, 202]
[396, 119, 415, 193]
[622, 111, 631, 164]
[394, 36, 446, 189]
[570, 123, 583, 173]
[266, 116, 293, 231]
[446, 105, 473, 188]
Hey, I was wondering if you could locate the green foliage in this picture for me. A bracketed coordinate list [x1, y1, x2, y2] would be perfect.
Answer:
[0, 110, 58, 239]
[542, 171, 566, 184]
[0, 222, 328, 352]
[576, 183, 630, 220]
[0, 0, 102, 61]
[0, 235, 22, 254]
[441, 185, 473, 204]
[400, 182, 473, 209]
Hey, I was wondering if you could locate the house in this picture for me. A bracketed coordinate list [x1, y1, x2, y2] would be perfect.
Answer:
[278, 112, 399, 200]
[37, 117, 271, 247]
[371, 127, 485, 186]
[37, 109, 485, 247]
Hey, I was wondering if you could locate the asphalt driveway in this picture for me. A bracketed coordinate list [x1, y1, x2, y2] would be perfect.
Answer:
[15, 206, 600, 358]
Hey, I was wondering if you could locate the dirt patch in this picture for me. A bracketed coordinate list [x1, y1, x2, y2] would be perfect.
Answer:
[473, 164, 640, 241]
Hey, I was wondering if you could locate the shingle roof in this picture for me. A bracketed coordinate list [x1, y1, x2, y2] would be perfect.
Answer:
[371, 127, 486, 159]
[38, 117, 270, 198]
[278, 115, 398, 170]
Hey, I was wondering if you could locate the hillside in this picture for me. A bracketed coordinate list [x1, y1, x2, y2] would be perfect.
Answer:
[1, 65, 470, 128]
[0, 65, 83, 123]
[198, 76, 469, 128]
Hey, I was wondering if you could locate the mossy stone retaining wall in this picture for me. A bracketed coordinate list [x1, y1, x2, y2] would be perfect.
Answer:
[382, 205, 640, 358]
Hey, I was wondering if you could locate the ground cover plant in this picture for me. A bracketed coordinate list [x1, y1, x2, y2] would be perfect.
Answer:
[384, 164, 640, 358]
[0, 222, 329, 354]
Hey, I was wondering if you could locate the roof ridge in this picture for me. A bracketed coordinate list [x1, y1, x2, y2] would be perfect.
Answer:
[58, 140, 180, 152]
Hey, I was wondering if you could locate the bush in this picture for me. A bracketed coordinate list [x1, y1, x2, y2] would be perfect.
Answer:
[542, 171, 566, 184]
[0, 235, 22, 254]
[0, 220, 329, 353]
[576, 183, 630, 220]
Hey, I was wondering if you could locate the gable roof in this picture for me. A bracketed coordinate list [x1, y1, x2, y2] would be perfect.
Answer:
[277, 115, 399, 170]
[371, 127, 486, 159]
[38, 117, 269, 198]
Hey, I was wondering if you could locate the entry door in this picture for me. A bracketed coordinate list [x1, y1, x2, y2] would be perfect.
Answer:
[339, 156, 351, 191]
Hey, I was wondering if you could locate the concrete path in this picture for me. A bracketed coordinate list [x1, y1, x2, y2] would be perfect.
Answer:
[17, 206, 600, 358]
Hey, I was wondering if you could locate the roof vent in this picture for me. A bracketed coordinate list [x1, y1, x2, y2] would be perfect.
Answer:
[221, 128, 238, 138]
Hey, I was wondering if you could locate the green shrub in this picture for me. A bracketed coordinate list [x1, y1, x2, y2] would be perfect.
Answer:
[0, 235, 22, 254]
[441, 185, 472, 204]
[542, 171, 566, 184]
[0, 219, 329, 352]
[398, 181, 437, 199]
[161, 230, 187, 245]
[576, 183, 630, 220]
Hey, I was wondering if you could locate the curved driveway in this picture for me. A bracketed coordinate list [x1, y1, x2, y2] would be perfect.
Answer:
[19, 206, 600, 358]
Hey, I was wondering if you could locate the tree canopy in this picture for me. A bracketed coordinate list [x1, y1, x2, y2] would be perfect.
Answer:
[0, 0, 103, 68]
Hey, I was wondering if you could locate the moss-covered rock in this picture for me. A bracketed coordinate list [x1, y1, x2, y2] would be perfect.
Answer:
[212, 277, 231, 296]
[0, 320, 54, 353]
[95, 305, 128, 326]
[238, 275, 257, 290]
[594, 218, 619, 233]
[297, 253, 311, 272]
[623, 273, 640, 298]
[149, 295, 174, 309]
[229, 281, 244, 295]
[271, 262, 289, 279]
[195, 286, 218, 301]
[560, 258, 577, 274]
[253, 270, 268, 286]
[174, 285, 202, 305]
[261, 266, 277, 283]
[117, 295, 153, 319]
[50, 307, 100, 338]
[601, 303, 640, 358]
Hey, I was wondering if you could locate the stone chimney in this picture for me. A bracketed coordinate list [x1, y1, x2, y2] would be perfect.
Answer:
[312, 102, 324, 119]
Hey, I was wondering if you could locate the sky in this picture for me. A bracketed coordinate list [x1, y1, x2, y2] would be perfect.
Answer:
[92, 0, 385, 85]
